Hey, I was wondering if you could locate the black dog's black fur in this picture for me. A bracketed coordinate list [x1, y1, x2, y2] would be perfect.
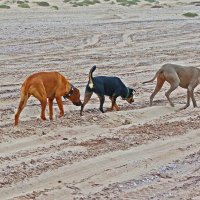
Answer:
[80, 65, 135, 115]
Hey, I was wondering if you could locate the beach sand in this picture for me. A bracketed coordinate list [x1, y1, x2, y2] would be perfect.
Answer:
[0, 0, 200, 199]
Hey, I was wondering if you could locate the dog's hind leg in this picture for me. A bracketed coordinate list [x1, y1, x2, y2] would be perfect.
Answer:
[80, 91, 93, 116]
[150, 75, 165, 106]
[55, 96, 64, 118]
[40, 100, 47, 120]
[164, 73, 180, 107]
[15, 86, 30, 126]
[165, 84, 179, 107]
[38, 98, 47, 120]
[48, 98, 54, 120]
[97, 94, 105, 113]
[31, 85, 47, 121]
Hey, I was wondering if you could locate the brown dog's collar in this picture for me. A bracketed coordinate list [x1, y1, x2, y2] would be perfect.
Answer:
[63, 85, 74, 99]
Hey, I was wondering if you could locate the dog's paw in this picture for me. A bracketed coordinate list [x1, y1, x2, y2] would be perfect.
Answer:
[41, 116, 47, 121]
[106, 108, 113, 112]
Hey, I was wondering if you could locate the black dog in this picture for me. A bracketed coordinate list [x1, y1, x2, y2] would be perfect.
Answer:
[80, 65, 135, 115]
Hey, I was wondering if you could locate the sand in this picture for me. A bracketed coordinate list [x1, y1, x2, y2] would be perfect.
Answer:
[0, 0, 200, 199]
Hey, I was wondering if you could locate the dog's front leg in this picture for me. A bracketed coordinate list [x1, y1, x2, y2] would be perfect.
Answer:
[108, 96, 114, 111]
[191, 92, 197, 108]
[180, 90, 190, 110]
[56, 96, 64, 117]
[180, 86, 197, 110]
[109, 96, 119, 111]
[190, 85, 198, 108]
[98, 94, 105, 113]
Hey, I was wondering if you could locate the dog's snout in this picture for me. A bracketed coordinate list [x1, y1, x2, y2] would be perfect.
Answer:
[73, 101, 82, 106]
[126, 97, 134, 104]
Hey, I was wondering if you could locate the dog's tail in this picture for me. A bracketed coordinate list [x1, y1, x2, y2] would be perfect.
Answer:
[142, 68, 163, 84]
[88, 65, 96, 89]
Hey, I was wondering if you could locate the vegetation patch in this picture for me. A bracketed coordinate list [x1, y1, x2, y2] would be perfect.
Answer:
[0, 4, 10, 8]
[17, 0, 24, 4]
[18, 2, 30, 8]
[35, 1, 50, 6]
[72, 0, 100, 7]
[65, 0, 140, 6]
[151, 4, 163, 8]
[116, 0, 140, 6]
[183, 12, 198, 17]
[145, 0, 156, 2]
[190, 1, 200, 6]
[51, 5, 59, 10]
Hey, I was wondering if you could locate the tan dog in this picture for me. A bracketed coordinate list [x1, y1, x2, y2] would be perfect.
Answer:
[143, 64, 200, 109]
[15, 71, 82, 126]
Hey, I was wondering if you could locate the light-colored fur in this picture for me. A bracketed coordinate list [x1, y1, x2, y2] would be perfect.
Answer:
[143, 64, 200, 109]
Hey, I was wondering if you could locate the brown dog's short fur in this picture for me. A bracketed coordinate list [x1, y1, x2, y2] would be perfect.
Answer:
[15, 71, 82, 126]
[143, 64, 200, 109]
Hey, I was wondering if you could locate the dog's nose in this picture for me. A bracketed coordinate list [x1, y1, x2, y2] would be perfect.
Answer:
[73, 101, 82, 106]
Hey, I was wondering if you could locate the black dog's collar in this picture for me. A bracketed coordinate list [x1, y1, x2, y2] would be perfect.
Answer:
[121, 87, 130, 100]
[125, 87, 130, 99]
[63, 85, 74, 99]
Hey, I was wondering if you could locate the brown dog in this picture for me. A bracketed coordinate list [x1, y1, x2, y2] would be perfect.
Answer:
[15, 71, 82, 126]
[143, 63, 200, 109]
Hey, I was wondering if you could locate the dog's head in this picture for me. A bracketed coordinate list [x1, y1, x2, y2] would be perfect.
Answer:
[123, 88, 135, 104]
[63, 85, 82, 106]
